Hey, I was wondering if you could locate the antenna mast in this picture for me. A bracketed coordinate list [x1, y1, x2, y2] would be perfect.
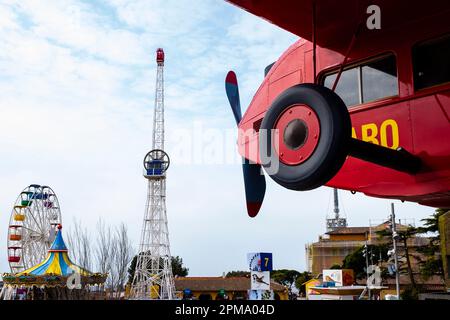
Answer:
[326, 188, 348, 232]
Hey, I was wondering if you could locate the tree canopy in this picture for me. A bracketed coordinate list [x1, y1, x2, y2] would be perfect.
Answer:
[225, 271, 250, 278]
[415, 208, 447, 279]
[271, 269, 301, 287]
[171, 256, 189, 277]
[294, 272, 313, 295]
[127, 254, 189, 284]
[341, 244, 388, 280]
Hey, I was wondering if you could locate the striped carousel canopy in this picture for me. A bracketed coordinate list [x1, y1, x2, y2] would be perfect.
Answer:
[1, 224, 107, 294]
[17, 225, 90, 277]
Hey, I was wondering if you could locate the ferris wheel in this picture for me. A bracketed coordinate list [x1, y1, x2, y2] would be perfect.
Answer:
[7, 184, 62, 273]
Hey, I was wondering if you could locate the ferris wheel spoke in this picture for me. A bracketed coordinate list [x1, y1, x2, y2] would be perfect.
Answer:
[34, 205, 46, 234]
[29, 242, 42, 264]
[21, 226, 41, 239]
[24, 240, 43, 265]
[25, 208, 44, 234]
[21, 236, 39, 252]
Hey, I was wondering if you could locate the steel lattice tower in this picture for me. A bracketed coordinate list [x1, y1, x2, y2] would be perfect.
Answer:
[130, 48, 175, 300]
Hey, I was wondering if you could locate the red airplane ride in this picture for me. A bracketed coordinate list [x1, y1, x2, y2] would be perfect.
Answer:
[224, 0, 450, 217]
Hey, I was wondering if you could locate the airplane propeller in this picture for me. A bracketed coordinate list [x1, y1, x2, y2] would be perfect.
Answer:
[225, 71, 266, 217]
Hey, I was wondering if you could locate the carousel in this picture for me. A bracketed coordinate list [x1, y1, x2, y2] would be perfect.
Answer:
[1, 225, 107, 300]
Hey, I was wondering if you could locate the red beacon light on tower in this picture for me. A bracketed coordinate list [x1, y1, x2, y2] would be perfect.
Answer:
[156, 48, 164, 64]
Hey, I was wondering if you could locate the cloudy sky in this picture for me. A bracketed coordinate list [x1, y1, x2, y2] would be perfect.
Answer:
[0, 0, 433, 276]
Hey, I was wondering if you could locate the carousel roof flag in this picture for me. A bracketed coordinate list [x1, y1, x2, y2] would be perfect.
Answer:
[2, 225, 106, 288]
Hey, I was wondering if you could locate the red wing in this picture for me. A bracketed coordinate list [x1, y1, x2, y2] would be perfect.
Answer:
[227, 0, 314, 39]
[226, 0, 450, 53]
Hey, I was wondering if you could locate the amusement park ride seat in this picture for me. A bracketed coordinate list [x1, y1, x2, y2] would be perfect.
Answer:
[143, 149, 170, 179]
[9, 234, 22, 241]
[8, 256, 20, 263]
[145, 159, 165, 177]
[14, 214, 25, 221]
[8, 246, 21, 263]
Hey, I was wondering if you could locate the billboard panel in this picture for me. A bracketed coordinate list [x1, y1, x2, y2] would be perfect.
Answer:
[250, 271, 270, 290]
[323, 269, 354, 286]
[247, 252, 273, 271]
[248, 290, 274, 300]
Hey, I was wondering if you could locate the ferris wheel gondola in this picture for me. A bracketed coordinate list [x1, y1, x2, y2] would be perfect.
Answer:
[7, 184, 62, 273]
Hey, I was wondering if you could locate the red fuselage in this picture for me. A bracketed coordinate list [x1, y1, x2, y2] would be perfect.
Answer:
[237, 10, 450, 207]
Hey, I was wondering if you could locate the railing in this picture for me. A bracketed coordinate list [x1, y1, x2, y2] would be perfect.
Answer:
[143, 169, 166, 178]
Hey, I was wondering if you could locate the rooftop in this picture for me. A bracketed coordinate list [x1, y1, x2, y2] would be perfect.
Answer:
[326, 227, 370, 235]
[174, 277, 286, 292]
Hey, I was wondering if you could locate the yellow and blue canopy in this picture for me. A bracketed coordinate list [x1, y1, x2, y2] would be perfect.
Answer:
[17, 226, 91, 277]
[2, 225, 107, 288]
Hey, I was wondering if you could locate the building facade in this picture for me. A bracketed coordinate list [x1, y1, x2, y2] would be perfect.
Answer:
[306, 222, 431, 277]
[306, 227, 369, 276]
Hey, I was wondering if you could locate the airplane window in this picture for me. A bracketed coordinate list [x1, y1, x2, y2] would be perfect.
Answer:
[413, 35, 450, 90]
[323, 54, 398, 107]
[324, 68, 359, 107]
[362, 55, 398, 102]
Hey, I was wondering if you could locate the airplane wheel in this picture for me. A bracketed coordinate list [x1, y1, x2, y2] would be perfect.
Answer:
[259, 84, 351, 190]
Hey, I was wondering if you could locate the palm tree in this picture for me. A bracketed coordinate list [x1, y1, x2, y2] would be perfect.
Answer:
[415, 208, 447, 280]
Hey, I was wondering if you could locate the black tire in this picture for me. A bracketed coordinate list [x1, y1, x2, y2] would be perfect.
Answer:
[259, 83, 351, 190]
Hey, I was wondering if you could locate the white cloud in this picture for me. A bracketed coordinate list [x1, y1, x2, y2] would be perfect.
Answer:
[8, 0, 152, 65]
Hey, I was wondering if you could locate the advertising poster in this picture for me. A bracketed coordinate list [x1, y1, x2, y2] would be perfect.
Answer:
[247, 252, 273, 271]
[250, 271, 270, 290]
[323, 269, 354, 287]
[248, 290, 274, 300]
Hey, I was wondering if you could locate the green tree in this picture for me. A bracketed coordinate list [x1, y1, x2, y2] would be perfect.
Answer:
[127, 253, 189, 284]
[225, 271, 250, 277]
[342, 244, 388, 280]
[294, 272, 313, 295]
[271, 269, 301, 287]
[342, 246, 365, 280]
[377, 225, 419, 295]
[128, 254, 138, 284]
[171, 256, 189, 277]
[271, 269, 301, 300]
[415, 208, 447, 280]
